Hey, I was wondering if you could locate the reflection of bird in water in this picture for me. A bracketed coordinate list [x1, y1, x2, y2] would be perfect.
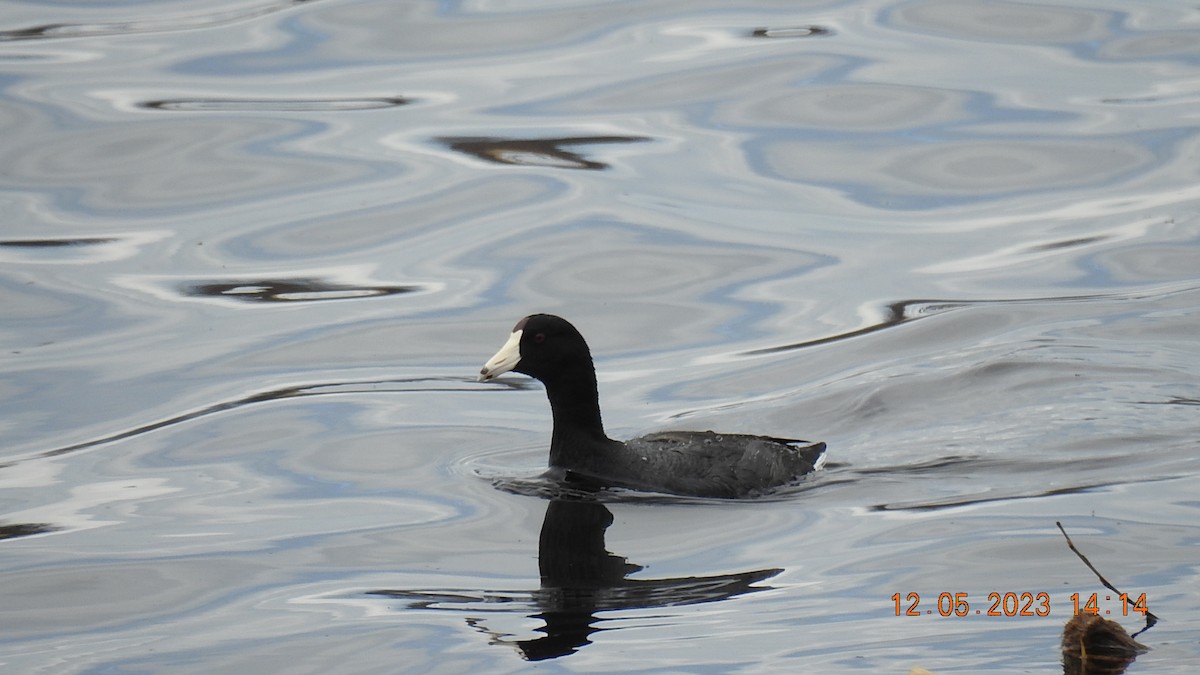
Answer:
[368, 497, 781, 661]
[479, 314, 826, 498]
[509, 497, 640, 660]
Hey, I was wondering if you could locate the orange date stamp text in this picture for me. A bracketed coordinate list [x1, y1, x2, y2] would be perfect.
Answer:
[890, 592, 1149, 618]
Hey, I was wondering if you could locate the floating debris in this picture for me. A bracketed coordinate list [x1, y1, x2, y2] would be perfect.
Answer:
[1056, 521, 1156, 674]
[1062, 613, 1147, 675]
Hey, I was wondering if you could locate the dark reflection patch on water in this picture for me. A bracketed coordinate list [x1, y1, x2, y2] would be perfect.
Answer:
[749, 26, 833, 39]
[109, 265, 441, 307]
[1146, 396, 1200, 407]
[180, 277, 423, 303]
[438, 136, 651, 170]
[365, 498, 780, 661]
[0, 238, 117, 248]
[0, 0, 321, 42]
[140, 96, 410, 112]
[0, 232, 167, 265]
[0, 521, 60, 541]
[1024, 235, 1111, 253]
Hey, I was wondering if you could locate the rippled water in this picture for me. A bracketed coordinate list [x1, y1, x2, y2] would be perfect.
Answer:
[2, 0, 1198, 672]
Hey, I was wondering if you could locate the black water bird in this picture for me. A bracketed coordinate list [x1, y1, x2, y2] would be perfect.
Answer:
[479, 314, 826, 498]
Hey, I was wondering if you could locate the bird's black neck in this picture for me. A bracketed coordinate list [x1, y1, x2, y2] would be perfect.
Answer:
[542, 359, 611, 468]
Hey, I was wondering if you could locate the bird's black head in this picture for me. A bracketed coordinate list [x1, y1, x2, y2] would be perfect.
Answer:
[479, 314, 594, 384]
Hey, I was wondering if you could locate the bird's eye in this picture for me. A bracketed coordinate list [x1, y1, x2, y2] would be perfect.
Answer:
[534, 333, 546, 343]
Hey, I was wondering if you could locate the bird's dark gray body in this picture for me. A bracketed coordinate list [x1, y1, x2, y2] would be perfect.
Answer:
[480, 314, 826, 499]
[551, 431, 823, 498]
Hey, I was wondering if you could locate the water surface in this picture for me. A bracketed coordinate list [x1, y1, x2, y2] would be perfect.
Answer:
[1, 0, 1198, 672]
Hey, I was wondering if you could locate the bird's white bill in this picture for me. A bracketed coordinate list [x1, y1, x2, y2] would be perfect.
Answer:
[812, 447, 828, 471]
[479, 328, 522, 381]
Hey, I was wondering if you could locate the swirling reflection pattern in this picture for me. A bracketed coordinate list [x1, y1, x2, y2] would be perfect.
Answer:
[1, 0, 1197, 671]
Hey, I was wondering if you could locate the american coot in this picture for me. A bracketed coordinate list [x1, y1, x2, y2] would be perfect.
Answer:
[479, 314, 826, 498]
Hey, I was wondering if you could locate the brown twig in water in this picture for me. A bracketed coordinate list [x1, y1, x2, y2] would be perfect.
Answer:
[1056, 521, 1159, 634]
